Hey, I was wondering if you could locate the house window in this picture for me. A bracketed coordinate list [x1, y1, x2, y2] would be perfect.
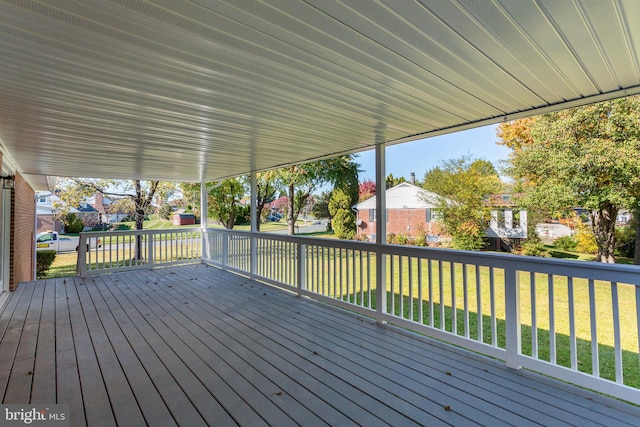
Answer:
[426, 209, 440, 222]
[497, 210, 506, 228]
[39, 198, 46, 203]
[368, 209, 376, 222]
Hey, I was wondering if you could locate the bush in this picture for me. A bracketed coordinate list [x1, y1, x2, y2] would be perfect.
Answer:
[413, 234, 427, 247]
[554, 235, 578, 251]
[36, 250, 57, 279]
[332, 209, 356, 240]
[65, 213, 84, 233]
[575, 222, 597, 254]
[394, 233, 409, 245]
[234, 205, 251, 225]
[518, 241, 550, 257]
[615, 223, 636, 258]
[158, 204, 174, 220]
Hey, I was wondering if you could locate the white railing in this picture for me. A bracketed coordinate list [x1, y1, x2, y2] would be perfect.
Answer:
[77, 228, 202, 276]
[203, 228, 640, 405]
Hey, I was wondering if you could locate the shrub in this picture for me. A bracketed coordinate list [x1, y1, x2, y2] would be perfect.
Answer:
[395, 233, 409, 245]
[554, 235, 578, 251]
[518, 241, 550, 257]
[413, 234, 427, 247]
[36, 250, 57, 279]
[386, 233, 397, 244]
[332, 209, 356, 240]
[575, 222, 597, 254]
[158, 204, 174, 220]
[65, 213, 84, 233]
[353, 233, 370, 242]
[234, 205, 251, 225]
[615, 223, 636, 258]
[328, 189, 356, 239]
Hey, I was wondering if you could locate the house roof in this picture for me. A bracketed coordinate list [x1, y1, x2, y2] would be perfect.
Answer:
[354, 182, 439, 210]
[1, 1, 639, 185]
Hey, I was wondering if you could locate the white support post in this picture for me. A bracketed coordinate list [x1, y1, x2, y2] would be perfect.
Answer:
[200, 181, 208, 262]
[297, 243, 306, 297]
[250, 172, 257, 278]
[505, 266, 522, 369]
[76, 233, 87, 278]
[147, 232, 154, 269]
[200, 181, 208, 229]
[375, 142, 387, 323]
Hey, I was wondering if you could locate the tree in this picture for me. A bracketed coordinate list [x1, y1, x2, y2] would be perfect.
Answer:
[328, 188, 356, 239]
[179, 179, 246, 229]
[312, 192, 331, 220]
[253, 172, 280, 231]
[56, 179, 174, 231]
[358, 180, 376, 201]
[385, 174, 406, 188]
[502, 97, 640, 263]
[56, 178, 175, 259]
[422, 157, 502, 250]
[312, 191, 332, 231]
[208, 179, 246, 229]
[275, 155, 360, 235]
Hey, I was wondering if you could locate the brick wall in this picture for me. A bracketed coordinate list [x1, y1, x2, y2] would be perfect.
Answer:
[36, 214, 63, 234]
[357, 208, 442, 241]
[10, 173, 35, 290]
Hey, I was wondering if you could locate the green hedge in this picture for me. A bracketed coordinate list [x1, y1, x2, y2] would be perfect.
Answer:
[36, 250, 57, 279]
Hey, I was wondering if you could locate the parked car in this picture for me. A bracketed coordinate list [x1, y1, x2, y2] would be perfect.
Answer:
[36, 231, 101, 253]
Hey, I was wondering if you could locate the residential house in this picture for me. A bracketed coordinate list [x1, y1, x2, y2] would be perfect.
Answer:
[353, 182, 442, 242]
[485, 193, 528, 251]
[89, 191, 129, 223]
[355, 185, 527, 248]
[36, 191, 101, 233]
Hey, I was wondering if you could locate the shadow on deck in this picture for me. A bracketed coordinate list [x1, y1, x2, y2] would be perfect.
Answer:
[1, 264, 639, 426]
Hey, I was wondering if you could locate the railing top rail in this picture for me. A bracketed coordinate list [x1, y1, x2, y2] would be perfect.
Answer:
[80, 227, 202, 238]
[204, 228, 640, 284]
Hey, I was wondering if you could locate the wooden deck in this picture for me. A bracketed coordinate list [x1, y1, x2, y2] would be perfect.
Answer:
[1, 265, 639, 426]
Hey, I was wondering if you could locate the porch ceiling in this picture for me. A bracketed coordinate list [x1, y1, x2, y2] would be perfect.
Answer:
[0, 1, 639, 184]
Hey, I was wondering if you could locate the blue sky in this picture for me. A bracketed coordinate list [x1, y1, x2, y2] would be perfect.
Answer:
[356, 124, 513, 183]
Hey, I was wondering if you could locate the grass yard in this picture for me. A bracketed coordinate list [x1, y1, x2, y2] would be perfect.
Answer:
[46, 252, 79, 278]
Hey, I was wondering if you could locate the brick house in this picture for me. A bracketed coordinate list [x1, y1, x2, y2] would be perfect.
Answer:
[353, 182, 443, 242]
[354, 184, 527, 247]
[0, 152, 48, 292]
[36, 192, 101, 233]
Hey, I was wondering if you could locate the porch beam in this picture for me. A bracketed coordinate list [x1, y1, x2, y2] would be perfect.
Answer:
[250, 172, 257, 278]
[200, 181, 208, 229]
[201, 181, 208, 261]
[375, 142, 387, 323]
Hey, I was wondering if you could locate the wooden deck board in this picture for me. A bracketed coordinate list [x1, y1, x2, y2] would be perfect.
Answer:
[118, 275, 330, 427]
[82, 275, 178, 427]
[104, 274, 274, 427]
[149, 270, 466, 426]
[30, 279, 57, 404]
[1, 264, 639, 426]
[4, 282, 44, 404]
[194, 266, 634, 427]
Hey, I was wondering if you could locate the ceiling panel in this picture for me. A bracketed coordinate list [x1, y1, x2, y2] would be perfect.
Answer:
[0, 0, 638, 185]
